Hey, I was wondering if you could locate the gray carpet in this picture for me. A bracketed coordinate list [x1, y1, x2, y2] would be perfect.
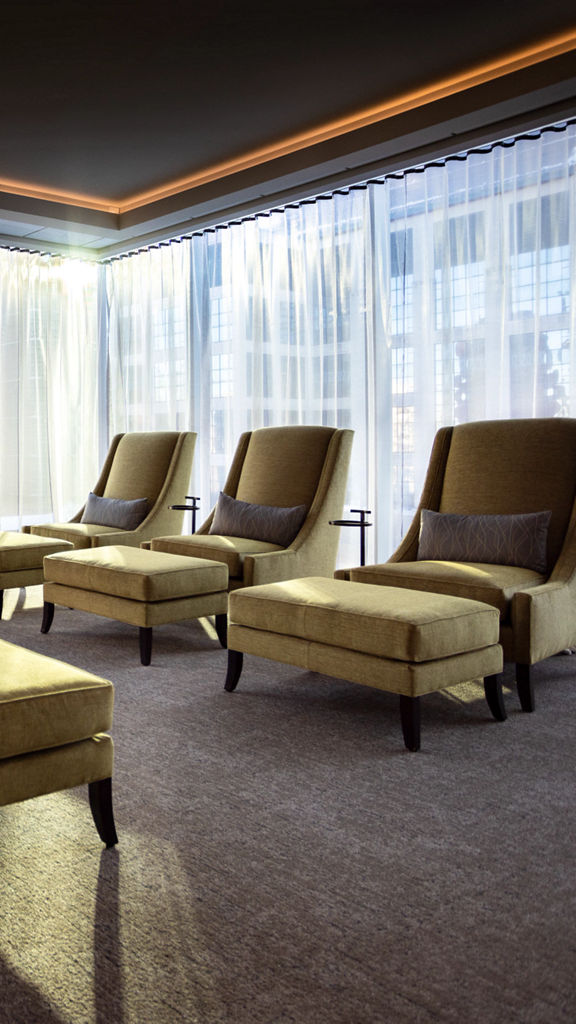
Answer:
[0, 585, 575, 1024]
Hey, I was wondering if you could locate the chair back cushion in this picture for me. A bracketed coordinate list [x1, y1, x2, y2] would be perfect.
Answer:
[439, 419, 576, 571]
[103, 432, 180, 504]
[235, 426, 335, 509]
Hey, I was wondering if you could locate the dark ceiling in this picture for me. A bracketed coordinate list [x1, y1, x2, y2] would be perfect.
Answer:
[1, 0, 575, 253]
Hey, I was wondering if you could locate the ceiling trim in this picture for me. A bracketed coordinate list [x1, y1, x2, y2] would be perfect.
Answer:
[0, 26, 574, 220]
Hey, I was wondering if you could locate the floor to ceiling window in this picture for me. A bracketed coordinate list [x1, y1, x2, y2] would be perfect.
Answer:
[1, 120, 574, 566]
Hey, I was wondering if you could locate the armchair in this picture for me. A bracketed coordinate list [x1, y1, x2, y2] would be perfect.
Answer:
[150, 425, 354, 590]
[337, 418, 576, 712]
[23, 431, 196, 549]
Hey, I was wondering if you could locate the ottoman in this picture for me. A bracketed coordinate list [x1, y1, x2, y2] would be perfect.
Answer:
[0, 531, 73, 618]
[41, 545, 229, 664]
[225, 577, 505, 751]
[0, 638, 117, 847]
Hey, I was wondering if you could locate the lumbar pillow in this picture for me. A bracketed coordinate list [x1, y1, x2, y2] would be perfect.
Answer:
[209, 492, 307, 546]
[81, 493, 149, 531]
[417, 508, 551, 573]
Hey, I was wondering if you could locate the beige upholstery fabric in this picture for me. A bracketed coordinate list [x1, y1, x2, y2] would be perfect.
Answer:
[152, 425, 354, 590]
[342, 418, 576, 666]
[0, 532, 73, 572]
[44, 546, 228, 602]
[43, 582, 228, 628]
[42, 545, 229, 631]
[229, 578, 499, 662]
[0, 639, 113, 759]
[150, 534, 282, 578]
[0, 532, 74, 604]
[0, 736, 113, 807]
[347, 561, 544, 617]
[24, 431, 196, 549]
[227, 623, 503, 698]
[227, 578, 502, 699]
[0, 639, 114, 809]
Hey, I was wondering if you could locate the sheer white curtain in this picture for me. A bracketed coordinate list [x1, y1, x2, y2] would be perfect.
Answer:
[103, 122, 576, 566]
[0, 249, 99, 529]
[380, 124, 576, 550]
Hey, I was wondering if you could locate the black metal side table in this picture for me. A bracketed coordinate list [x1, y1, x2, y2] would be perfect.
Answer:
[168, 495, 201, 533]
[329, 508, 372, 566]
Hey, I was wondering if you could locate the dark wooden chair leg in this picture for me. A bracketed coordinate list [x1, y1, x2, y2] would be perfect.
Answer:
[484, 674, 507, 721]
[41, 601, 55, 634]
[88, 778, 118, 848]
[399, 695, 421, 751]
[516, 663, 535, 712]
[215, 613, 228, 649]
[0, 589, 3, 619]
[139, 627, 153, 666]
[225, 650, 244, 691]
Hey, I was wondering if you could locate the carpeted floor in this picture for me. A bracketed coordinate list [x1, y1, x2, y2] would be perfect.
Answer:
[1, 585, 575, 1024]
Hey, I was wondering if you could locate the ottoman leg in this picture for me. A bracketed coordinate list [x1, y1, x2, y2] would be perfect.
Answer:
[484, 674, 507, 721]
[88, 778, 118, 848]
[214, 614, 228, 648]
[516, 664, 535, 713]
[139, 627, 153, 666]
[41, 602, 55, 634]
[399, 695, 420, 752]
[225, 650, 244, 691]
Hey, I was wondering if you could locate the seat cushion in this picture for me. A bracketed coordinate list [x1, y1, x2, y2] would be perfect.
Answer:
[43, 545, 228, 601]
[228, 577, 499, 662]
[347, 561, 544, 617]
[29, 523, 121, 549]
[0, 639, 113, 759]
[150, 534, 281, 578]
[0, 531, 72, 571]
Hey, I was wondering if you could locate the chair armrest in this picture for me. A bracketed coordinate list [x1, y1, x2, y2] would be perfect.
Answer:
[243, 548, 305, 587]
[513, 579, 576, 663]
[90, 531, 146, 548]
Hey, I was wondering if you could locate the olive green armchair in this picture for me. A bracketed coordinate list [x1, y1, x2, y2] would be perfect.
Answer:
[150, 425, 354, 592]
[337, 418, 576, 712]
[23, 431, 196, 549]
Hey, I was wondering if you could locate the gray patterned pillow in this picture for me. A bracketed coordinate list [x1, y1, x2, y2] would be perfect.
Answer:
[81, 493, 149, 530]
[417, 508, 551, 573]
[209, 492, 307, 546]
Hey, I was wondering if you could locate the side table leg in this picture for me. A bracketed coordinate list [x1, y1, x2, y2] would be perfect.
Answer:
[399, 695, 421, 752]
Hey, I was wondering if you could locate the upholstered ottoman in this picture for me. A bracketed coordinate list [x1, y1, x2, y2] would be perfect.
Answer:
[0, 531, 73, 618]
[224, 577, 505, 751]
[41, 545, 229, 664]
[0, 639, 117, 846]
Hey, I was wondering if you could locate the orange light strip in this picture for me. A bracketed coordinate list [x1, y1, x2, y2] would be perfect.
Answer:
[1, 27, 575, 217]
[0, 179, 120, 214]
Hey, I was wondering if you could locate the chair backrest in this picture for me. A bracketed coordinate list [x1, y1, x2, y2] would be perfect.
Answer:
[99, 430, 194, 516]
[438, 418, 576, 570]
[233, 426, 337, 509]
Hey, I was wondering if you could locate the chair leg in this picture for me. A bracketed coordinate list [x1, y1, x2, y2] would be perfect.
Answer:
[215, 613, 228, 649]
[225, 650, 244, 691]
[0, 589, 3, 619]
[41, 601, 55, 634]
[484, 674, 507, 721]
[139, 627, 152, 666]
[516, 663, 535, 712]
[88, 778, 118, 848]
[399, 695, 421, 752]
